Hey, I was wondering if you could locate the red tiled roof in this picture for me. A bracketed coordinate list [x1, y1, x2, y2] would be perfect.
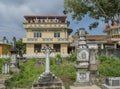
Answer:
[24, 15, 67, 18]
[86, 35, 106, 40]
[72, 35, 106, 41]
[103, 25, 120, 32]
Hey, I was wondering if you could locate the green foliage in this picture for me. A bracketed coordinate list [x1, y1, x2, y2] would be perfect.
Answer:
[51, 61, 76, 89]
[98, 55, 120, 77]
[64, 0, 120, 29]
[5, 58, 76, 89]
[89, 22, 99, 30]
[67, 52, 76, 62]
[5, 58, 45, 88]
[56, 54, 62, 60]
[55, 54, 62, 63]
[2, 45, 8, 55]
[16, 39, 26, 57]
[0, 58, 9, 74]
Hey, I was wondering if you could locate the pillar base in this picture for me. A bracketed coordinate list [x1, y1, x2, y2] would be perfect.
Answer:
[32, 72, 64, 89]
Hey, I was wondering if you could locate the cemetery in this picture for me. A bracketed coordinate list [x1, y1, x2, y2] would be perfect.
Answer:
[0, 29, 119, 89]
[1, 0, 120, 89]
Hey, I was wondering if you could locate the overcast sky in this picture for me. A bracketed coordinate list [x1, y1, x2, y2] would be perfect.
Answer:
[0, 0, 105, 41]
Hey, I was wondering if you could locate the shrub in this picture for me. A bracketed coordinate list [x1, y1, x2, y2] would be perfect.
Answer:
[0, 58, 9, 74]
[5, 58, 76, 89]
[98, 55, 120, 77]
[68, 52, 76, 62]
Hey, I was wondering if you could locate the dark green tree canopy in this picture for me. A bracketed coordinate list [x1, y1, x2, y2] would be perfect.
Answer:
[16, 39, 26, 57]
[64, 0, 120, 29]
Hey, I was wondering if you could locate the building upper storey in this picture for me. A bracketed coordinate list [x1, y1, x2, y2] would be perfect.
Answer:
[103, 23, 120, 42]
[23, 15, 70, 29]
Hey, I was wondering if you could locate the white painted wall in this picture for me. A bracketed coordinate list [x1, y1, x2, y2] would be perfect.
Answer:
[87, 44, 98, 49]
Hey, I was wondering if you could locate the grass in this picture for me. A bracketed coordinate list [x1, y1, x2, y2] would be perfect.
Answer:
[5, 55, 120, 88]
[5, 58, 76, 89]
[0, 58, 9, 78]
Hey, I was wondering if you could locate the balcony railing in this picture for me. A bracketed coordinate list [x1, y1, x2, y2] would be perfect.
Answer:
[23, 23, 68, 28]
[58, 38, 68, 41]
[43, 38, 53, 41]
[23, 38, 69, 43]
[105, 34, 120, 41]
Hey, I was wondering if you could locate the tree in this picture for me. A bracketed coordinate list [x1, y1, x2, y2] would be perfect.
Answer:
[64, 0, 120, 29]
[16, 39, 26, 57]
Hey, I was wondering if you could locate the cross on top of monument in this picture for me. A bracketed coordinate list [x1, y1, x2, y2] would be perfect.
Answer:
[41, 44, 55, 54]
[41, 44, 55, 73]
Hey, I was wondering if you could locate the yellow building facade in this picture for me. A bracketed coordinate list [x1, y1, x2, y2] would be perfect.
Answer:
[103, 22, 120, 48]
[23, 15, 71, 56]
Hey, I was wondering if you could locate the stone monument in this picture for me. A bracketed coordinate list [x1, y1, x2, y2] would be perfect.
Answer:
[103, 77, 120, 89]
[89, 49, 98, 77]
[10, 37, 19, 72]
[74, 28, 91, 86]
[2, 62, 10, 75]
[32, 44, 64, 89]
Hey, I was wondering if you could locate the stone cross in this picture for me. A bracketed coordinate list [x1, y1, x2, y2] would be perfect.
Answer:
[41, 44, 55, 73]
[12, 37, 16, 51]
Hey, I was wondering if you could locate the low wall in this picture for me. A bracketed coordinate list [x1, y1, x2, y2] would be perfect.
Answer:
[98, 49, 120, 58]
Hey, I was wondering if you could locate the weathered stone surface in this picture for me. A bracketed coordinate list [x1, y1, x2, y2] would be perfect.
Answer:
[74, 28, 91, 86]
[103, 77, 120, 89]
[102, 84, 120, 89]
[32, 45, 64, 89]
[32, 72, 64, 89]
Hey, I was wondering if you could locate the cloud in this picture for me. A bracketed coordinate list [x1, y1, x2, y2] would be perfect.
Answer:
[0, 0, 64, 41]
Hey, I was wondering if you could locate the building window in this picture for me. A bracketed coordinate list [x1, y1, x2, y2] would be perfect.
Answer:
[53, 44, 60, 52]
[34, 44, 41, 53]
[54, 32, 60, 37]
[34, 32, 41, 38]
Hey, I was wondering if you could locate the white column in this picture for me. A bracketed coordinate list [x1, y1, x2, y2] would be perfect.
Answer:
[101, 43, 104, 49]
[114, 44, 117, 49]
[45, 49, 50, 73]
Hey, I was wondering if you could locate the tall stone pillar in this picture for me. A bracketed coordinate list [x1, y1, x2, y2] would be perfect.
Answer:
[101, 43, 104, 49]
[10, 37, 19, 73]
[74, 28, 91, 86]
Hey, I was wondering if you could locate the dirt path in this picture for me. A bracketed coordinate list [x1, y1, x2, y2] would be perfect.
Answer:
[70, 85, 101, 89]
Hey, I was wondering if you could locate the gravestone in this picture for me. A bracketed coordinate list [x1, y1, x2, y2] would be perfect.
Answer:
[89, 49, 98, 77]
[74, 28, 91, 86]
[10, 37, 19, 73]
[2, 62, 9, 75]
[103, 77, 120, 89]
[32, 44, 64, 89]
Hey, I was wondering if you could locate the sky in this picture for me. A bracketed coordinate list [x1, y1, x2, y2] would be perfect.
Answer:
[0, 0, 106, 41]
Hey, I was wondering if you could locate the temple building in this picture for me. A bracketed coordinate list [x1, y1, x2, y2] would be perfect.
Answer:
[22, 15, 72, 56]
[103, 22, 120, 49]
